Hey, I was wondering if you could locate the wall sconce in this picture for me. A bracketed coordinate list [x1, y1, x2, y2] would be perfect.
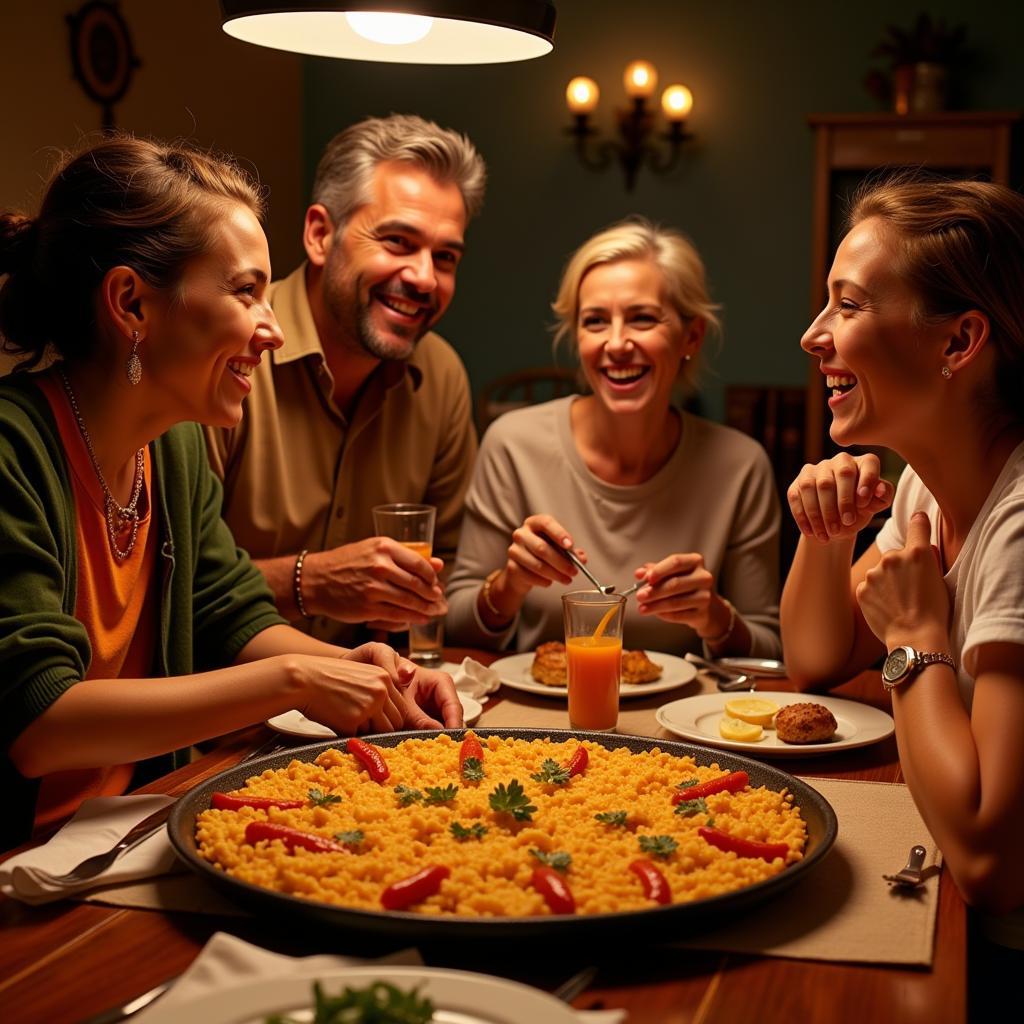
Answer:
[566, 60, 694, 190]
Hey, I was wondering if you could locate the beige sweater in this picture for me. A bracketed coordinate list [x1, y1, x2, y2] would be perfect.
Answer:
[446, 397, 782, 656]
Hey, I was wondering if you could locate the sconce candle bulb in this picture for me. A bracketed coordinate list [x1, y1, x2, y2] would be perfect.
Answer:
[623, 59, 658, 99]
[566, 76, 600, 114]
[661, 84, 693, 121]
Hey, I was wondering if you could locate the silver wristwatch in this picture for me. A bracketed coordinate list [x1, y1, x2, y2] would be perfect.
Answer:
[881, 645, 955, 691]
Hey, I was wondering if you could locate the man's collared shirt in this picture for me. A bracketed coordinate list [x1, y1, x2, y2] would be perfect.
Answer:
[205, 263, 477, 646]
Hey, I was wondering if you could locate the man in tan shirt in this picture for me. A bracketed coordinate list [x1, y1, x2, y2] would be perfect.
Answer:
[206, 115, 484, 649]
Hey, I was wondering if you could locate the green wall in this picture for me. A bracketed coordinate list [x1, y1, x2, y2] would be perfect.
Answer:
[302, 0, 1022, 422]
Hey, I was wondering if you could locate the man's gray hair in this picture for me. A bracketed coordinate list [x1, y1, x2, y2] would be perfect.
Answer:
[311, 114, 486, 227]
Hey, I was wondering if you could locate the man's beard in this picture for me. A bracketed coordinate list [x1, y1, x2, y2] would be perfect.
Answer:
[323, 265, 435, 362]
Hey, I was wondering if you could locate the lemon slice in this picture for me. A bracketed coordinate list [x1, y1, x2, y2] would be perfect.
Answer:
[719, 716, 763, 742]
[723, 697, 779, 726]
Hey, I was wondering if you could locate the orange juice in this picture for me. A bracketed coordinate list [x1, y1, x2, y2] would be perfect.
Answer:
[401, 541, 433, 561]
[566, 635, 621, 731]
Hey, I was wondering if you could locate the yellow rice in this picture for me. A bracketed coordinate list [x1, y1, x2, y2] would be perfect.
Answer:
[194, 735, 807, 917]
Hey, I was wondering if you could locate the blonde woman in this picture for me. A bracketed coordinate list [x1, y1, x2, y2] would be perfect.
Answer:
[447, 219, 781, 657]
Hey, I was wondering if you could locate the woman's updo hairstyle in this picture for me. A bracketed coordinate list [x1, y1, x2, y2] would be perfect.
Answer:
[849, 174, 1024, 422]
[551, 217, 721, 391]
[0, 134, 265, 370]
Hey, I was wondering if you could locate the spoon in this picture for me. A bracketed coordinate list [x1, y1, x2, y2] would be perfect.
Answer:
[684, 652, 755, 692]
[543, 535, 615, 594]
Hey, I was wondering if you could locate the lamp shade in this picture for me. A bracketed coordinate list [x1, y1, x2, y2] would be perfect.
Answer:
[220, 1, 556, 63]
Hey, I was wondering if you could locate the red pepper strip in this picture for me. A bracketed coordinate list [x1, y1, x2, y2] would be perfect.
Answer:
[698, 826, 789, 863]
[347, 737, 390, 782]
[629, 859, 672, 905]
[244, 821, 350, 854]
[212, 792, 306, 812]
[672, 770, 749, 805]
[531, 866, 576, 915]
[565, 745, 588, 777]
[459, 734, 484, 769]
[381, 865, 451, 910]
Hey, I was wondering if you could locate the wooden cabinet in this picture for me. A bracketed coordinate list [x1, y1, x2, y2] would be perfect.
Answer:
[804, 112, 1019, 463]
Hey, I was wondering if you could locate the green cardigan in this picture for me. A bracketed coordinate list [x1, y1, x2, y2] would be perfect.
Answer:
[0, 373, 286, 849]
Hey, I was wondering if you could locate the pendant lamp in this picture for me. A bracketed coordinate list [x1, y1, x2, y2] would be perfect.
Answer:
[220, 1, 556, 63]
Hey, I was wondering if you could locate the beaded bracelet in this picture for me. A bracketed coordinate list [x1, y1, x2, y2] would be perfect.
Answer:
[293, 548, 311, 619]
[480, 568, 504, 617]
[704, 598, 736, 648]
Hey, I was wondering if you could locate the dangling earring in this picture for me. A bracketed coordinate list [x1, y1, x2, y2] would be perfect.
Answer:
[941, 365, 952, 379]
[126, 330, 142, 386]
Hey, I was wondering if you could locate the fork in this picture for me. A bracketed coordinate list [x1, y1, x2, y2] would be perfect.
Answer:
[541, 535, 616, 594]
[37, 735, 287, 887]
[883, 845, 928, 888]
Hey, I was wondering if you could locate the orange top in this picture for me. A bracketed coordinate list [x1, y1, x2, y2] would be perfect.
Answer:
[32, 372, 158, 834]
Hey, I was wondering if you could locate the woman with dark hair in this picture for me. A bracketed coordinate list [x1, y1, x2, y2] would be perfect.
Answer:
[782, 177, 1024, 948]
[0, 135, 459, 850]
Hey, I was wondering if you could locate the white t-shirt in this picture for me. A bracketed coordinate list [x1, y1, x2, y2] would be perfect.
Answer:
[875, 440, 1024, 710]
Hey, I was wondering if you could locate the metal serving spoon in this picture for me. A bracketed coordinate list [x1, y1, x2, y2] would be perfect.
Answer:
[684, 652, 755, 692]
[542, 535, 615, 594]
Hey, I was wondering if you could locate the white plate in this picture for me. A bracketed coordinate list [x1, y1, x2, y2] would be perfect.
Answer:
[655, 691, 894, 757]
[267, 692, 483, 739]
[491, 650, 697, 700]
[138, 964, 577, 1024]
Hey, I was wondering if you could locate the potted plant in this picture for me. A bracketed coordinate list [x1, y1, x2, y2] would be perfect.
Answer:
[864, 12, 968, 114]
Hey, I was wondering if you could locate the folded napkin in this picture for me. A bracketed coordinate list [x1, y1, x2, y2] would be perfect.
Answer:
[445, 656, 501, 703]
[0, 794, 180, 905]
[133, 932, 625, 1023]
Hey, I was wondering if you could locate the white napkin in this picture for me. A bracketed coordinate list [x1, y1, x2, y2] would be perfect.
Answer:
[446, 656, 501, 703]
[0, 794, 179, 905]
[132, 932, 626, 1023]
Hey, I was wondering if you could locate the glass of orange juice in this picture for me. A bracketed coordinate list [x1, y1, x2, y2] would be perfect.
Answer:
[562, 590, 626, 732]
[371, 503, 442, 665]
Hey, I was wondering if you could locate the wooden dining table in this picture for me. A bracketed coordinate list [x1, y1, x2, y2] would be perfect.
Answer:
[0, 650, 966, 1024]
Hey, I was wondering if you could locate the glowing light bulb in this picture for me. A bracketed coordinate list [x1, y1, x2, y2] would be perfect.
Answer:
[661, 84, 693, 121]
[345, 12, 433, 45]
[566, 76, 600, 115]
[623, 60, 658, 99]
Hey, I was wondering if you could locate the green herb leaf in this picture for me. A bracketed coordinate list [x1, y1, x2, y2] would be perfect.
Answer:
[394, 785, 423, 807]
[594, 810, 629, 827]
[530, 848, 572, 872]
[424, 784, 459, 805]
[489, 779, 537, 822]
[333, 830, 364, 847]
[450, 821, 488, 842]
[676, 777, 700, 790]
[461, 756, 485, 782]
[307, 788, 342, 807]
[264, 978, 436, 1024]
[638, 834, 679, 860]
[674, 797, 710, 818]
[530, 758, 571, 786]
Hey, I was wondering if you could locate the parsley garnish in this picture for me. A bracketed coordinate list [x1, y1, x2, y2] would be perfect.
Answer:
[423, 784, 459, 805]
[674, 797, 709, 818]
[265, 979, 433, 1024]
[394, 785, 423, 807]
[530, 848, 572, 872]
[334, 830, 364, 847]
[594, 811, 629, 827]
[450, 821, 488, 841]
[638, 834, 678, 859]
[530, 758, 571, 786]
[676, 777, 699, 790]
[307, 788, 342, 807]
[488, 779, 537, 822]
[461, 756, 485, 782]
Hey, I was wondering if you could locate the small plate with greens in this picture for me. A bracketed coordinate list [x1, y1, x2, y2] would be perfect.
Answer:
[138, 966, 576, 1024]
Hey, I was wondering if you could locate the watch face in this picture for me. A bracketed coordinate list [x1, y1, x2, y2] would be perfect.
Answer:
[883, 647, 910, 682]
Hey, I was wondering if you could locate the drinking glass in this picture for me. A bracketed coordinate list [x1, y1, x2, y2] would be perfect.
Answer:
[562, 590, 626, 731]
[371, 503, 443, 666]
